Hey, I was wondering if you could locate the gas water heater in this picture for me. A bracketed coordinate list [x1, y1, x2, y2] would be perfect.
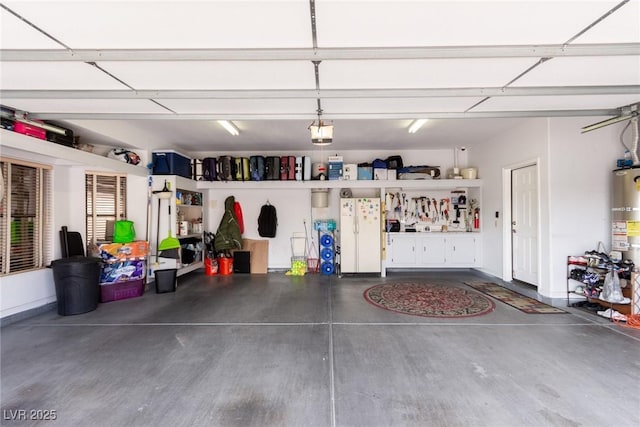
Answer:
[612, 167, 640, 263]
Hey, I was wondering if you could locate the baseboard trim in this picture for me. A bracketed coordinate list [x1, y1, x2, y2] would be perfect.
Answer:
[0, 302, 57, 327]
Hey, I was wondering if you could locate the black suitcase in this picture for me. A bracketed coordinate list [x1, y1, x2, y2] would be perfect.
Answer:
[265, 156, 280, 180]
[218, 156, 234, 181]
[46, 129, 74, 147]
[250, 156, 266, 181]
[202, 157, 217, 181]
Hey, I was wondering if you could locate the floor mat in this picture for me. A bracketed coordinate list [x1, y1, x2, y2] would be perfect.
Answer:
[464, 281, 566, 314]
[363, 282, 495, 318]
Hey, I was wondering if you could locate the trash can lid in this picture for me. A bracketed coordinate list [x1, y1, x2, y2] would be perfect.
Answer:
[50, 256, 102, 266]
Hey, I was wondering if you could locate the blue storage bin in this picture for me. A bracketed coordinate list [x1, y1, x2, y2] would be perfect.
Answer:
[152, 150, 192, 178]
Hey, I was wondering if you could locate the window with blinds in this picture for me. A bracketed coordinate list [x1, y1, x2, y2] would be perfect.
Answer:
[0, 159, 53, 275]
[85, 173, 127, 245]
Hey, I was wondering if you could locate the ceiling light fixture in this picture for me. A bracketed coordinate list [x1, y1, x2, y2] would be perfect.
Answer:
[217, 120, 239, 136]
[581, 104, 638, 133]
[310, 113, 333, 146]
[408, 119, 428, 134]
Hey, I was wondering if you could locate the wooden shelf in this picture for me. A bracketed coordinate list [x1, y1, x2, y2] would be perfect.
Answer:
[195, 178, 482, 190]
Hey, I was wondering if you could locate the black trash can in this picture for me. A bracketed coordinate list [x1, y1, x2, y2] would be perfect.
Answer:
[155, 268, 178, 293]
[51, 257, 102, 316]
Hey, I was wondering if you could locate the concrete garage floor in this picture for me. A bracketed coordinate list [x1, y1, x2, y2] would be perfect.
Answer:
[1, 270, 639, 427]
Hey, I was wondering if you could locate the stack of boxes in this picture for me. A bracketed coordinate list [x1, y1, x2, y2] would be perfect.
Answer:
[323, 156, 398, 181]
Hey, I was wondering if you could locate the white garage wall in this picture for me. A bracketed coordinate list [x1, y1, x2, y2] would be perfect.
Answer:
[1, 161, 148, 320]
[471, 116, 624, 298]
[201, 148, 461, 269]
[547, 117, 621, 298]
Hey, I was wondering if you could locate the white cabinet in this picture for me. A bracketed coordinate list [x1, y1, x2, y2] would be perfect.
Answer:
[387, 234, 417, 267]
[444, 235, 478, 266]
[152, 175, 204, 276]
[386, 233, 480, 268]
[420, 235, 447, 265]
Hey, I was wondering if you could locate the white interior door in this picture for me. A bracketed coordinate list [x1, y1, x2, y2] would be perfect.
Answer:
[511, 164, 539, 286]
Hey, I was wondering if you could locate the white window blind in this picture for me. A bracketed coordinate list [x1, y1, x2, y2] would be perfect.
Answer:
[0, 159, 52, 275]
[86, 173, 127, 244]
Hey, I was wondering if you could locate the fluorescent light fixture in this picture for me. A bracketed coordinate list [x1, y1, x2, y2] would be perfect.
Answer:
[408, 119, 428, 134]
[310, 121, 333, 146]
[581, 111, 638, 133]
[217, 120, 239, 136]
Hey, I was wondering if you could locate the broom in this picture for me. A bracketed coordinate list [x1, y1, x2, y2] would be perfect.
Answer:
[153, 180, 181, 261]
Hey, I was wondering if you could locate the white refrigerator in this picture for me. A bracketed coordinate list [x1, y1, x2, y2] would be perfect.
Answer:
[340, 198, 382, 273]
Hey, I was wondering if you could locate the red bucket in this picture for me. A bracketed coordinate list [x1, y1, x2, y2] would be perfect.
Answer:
[217, 257, 233, 275]
[205, 258, 218, 276]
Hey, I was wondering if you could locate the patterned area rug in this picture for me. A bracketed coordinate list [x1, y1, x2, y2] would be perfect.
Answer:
[464, 281, 566, 314]
[363, 282, 495, 318]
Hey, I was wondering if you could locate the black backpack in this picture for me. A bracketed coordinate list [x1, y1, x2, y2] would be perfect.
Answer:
[258, 203, 277, 238]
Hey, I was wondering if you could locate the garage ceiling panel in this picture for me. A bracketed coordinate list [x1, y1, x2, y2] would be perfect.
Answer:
[1, 62, 129, 90]
[572, 0, 640, 43]
[4, 1, 312, 49]
[0, 7, 61, 49]
[161, 98, 317, 115]
[315, 0, 622, 47]
[475, 94, 640, 112]
[321, 58, 539, 89]
[99, 61, 316, 90]
[1, 98, 171, 114]
[511, 56, 640, 86]
[322, 97, 482, 114]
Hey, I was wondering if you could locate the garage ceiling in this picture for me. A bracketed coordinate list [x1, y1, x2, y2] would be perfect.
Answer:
[1, 0, 639, 153]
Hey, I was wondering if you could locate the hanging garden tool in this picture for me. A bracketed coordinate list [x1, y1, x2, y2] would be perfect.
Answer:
[153, 180, 181, 262]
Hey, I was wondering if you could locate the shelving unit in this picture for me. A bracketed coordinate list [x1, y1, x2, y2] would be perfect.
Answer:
[566, 256, 632, 317]
[195, 178, 483, 191]
[1, 129, 147, 176]
[152, 175, 205, 277]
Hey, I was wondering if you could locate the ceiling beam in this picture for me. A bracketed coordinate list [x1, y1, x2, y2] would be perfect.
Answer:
[1, 43, 638, 61]
[3, 86, 638, 99]
[26, 109, 618, 121]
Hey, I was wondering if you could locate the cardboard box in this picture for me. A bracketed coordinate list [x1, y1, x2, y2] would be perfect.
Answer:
[387, 169, 397, 180]
[374, 168, 388, 180]
[328, 155, 343, 180]
[358, 166, 373, 180]
[343, 164, 358, 181]
[241, 239, 269, 274]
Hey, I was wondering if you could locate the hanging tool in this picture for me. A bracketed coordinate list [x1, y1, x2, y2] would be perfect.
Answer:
[421, 197, 428, 221]
[394, 192, 402, 215]
[155, 180, 181, 259]
[453, 205, 461, 225]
